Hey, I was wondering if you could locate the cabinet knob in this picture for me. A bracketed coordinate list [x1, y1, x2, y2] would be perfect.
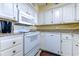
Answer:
[13, 42, 16, 44]
[13, 50, 16, 53]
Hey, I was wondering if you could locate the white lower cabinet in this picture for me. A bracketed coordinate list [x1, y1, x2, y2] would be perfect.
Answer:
[0, 34, 23, 56]
[61, 33, 72, 56]
[73, 42, 79, 56]
[41, 32, 61, 55]
[0, 45, 23, 56]
[61, 39, 72, 56]
[73, 33, 79, 56]
[40, 32, 79, 56]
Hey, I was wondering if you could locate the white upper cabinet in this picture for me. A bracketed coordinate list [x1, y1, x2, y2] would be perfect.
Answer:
[62, 4, 75, 23]
[44, 9, 53, 24]
[53, 7, 63, 24]
[38, 12, 45, 25]
[76, 4, 79, 21]
[0, 3, 18, 21]
[0, 4, 6, 17]
[18, 3, 37, 18]
[18, 3, 28, 13]
[13, 4, 18, 21]
[0, 3, 14, 19]
[18, 3, 38, 25]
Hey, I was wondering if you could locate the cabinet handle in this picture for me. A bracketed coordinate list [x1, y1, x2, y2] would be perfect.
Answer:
[13, 42, 16, 44]
[51, 21, 53, 23]
[58, 51, 59, 53]
[66, 37, 68, 39]
[61, 51, 63, 54]
[61, 40, 62, 43]
[50, 35, 54, 36]
[76, 44, 78, 46]
[13, 17, 16, 19]
[13, 50, 16, 53]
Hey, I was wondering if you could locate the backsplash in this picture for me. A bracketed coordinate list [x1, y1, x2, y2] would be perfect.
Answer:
[14, 24, 31, 33]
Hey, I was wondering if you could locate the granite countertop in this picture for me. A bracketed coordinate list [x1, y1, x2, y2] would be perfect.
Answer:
[0, 32, 24, 37]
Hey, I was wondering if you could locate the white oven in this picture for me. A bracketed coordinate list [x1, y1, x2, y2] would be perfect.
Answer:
[23, 32, 40, 56]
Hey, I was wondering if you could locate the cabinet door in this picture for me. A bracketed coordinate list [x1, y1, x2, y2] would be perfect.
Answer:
[61, 39, 72, 56]
[0, 4, 4, 17]
[34, 12, 38, 24]
[28, 4, 33, 16]
[3, 3, 14, 19]
[53, 7, 63, 24]
[62, 4, 75, 23]
[44, 9, 53, 24]
[18, 3, 28, 13]
[38, 12, 45, 24]
[76, 4, 79, 21]
[61, 33, 72, 56]
[73, 42, 79, 56]
[42, 32, 61, 54]
[40, 32, 46, 50]
[24, 37, 31, 54]
[13, 3, 18, 21]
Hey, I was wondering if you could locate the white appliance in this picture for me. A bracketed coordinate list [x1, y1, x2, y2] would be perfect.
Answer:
[19, 11, 34, 25]
[24, 32, 40, 56]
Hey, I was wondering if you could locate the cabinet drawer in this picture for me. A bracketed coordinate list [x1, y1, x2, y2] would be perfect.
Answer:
[61, 33, 72, 40]
[73, 41, 79, 56]
[0, 44, 23, 56]
[0, 34, 23, 50]
[14, 52, 23, 56]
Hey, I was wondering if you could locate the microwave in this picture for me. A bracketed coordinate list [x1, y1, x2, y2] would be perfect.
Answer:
[0, 21, 13, 33]
[19, 11, 33, 25]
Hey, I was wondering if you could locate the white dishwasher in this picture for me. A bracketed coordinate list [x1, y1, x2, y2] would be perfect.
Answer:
[23, 32, 40, 56]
